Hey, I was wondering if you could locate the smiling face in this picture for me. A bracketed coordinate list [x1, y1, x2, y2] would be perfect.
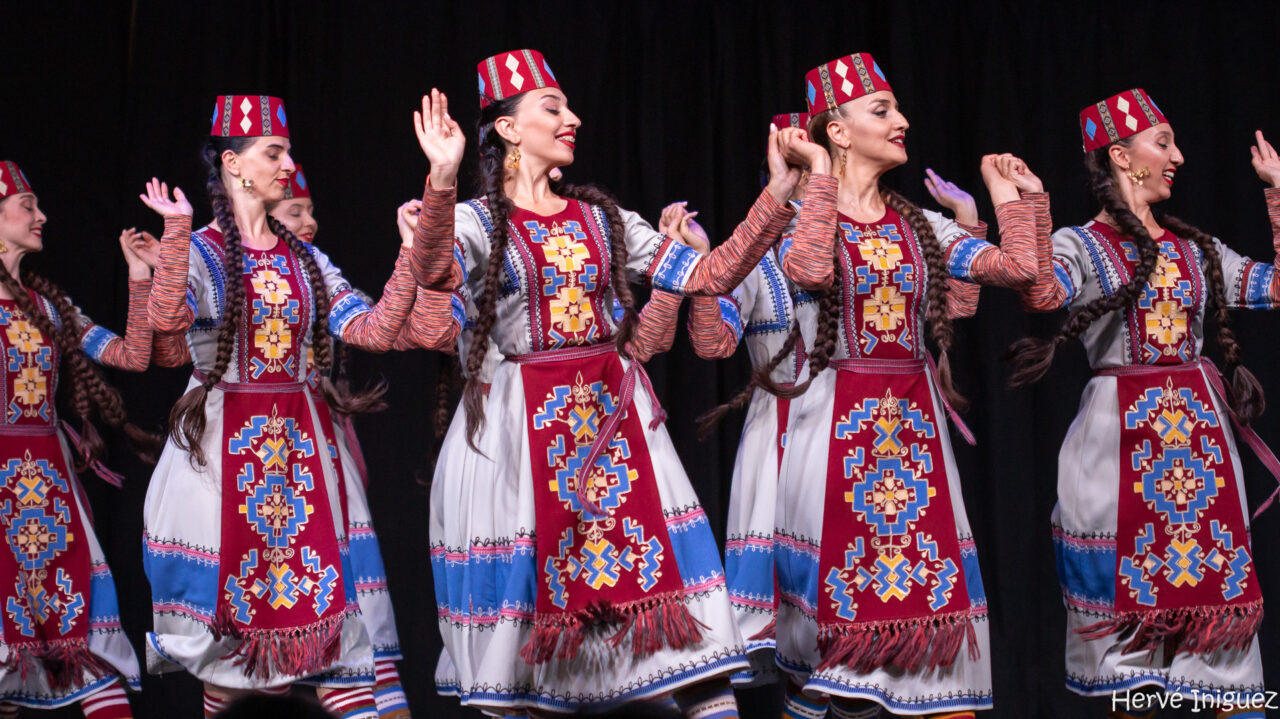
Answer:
[0, 193, 46, 256]
[271, 198, 317, 241]
[495, 88, 581, 169]
[826, 90, 910, 171]
[222, 136, 296, 202]
[1110, 123, 1183, 203]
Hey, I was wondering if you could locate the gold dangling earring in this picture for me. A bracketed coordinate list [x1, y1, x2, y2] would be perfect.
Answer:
[1127, 166, 1150, 185]
[506, 147, 521, 171]
[0, 239, 8, 254]
[837, 151, 848, 178]
[238, 177, 255, 193]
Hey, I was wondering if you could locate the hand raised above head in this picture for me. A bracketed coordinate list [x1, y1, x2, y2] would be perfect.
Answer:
[414, 89, 466, 190]
[1251, 130, 1280, 188]
[138, 178, 192, 217]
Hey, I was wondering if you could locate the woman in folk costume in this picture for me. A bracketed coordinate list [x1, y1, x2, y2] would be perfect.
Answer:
[1007, 89, 1280, 717]
[140, 96, 418, 719]
[0, 162, 152, 718]
[771, 52, 1050, 718]
[430, 204, 712, 708]
[411, 48, 805, 716]
[688, 113, 991, 702]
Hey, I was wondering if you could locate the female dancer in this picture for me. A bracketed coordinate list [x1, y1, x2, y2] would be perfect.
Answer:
[772, 53, 1048, 717]
[0, 161, 149, 717]
[693, 131, 989, 702]
[412, 49, 804, 716]
[140, 96, 417, 719]
[1008, 89, 1279, 716]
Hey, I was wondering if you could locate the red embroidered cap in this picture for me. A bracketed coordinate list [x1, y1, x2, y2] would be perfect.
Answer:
[772, 112, 811, 131]
[210, 95, 290, 138]
[0, 161, 32, 200]
[805, 53, 893, 115]
[284, 165, 311, 200]
[478, 49, 560, 108]
[1079, 88, 1168, 153]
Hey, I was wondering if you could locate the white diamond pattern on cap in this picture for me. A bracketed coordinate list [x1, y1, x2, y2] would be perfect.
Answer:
[0, 177, 8, 197]
[239, 97, 253, 134]
[506, 53, 525, 91]
[834, 59, 854, 97]
[1115, 96, 1139, 132]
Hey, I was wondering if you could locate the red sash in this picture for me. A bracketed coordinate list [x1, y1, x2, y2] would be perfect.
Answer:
[1084, 361, 1263, 655]
[515, 343, 701, 664]
[815, 359, 977, 672]
[0, 426, 115, 688]
[214, 380, 348, 680]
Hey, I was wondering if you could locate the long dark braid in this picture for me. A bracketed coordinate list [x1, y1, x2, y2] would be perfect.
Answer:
[1007, 142, 1162, 388]
[1154, 214, 1265, 422]
[882, 187, 966, 410]
[0, 257, 151, 464]
[552, 181, 639, 357]
[169, 140, 249, 466]
[461, 97, 519, 451]
[331, 342, 388, 416]
[695, 323, 801, 439]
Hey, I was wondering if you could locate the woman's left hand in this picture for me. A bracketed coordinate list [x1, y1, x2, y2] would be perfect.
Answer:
[660, 202, 710, 254]
[1251, 130, 1280, 188]
[119, 227, 158, 277]
[397, 199, 423, 248]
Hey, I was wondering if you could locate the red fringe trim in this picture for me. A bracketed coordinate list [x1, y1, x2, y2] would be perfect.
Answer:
[816, 610, 979, 673]
[1, 637, 117, 691]
[1077, 600, 1263, 657]
[519, 590, 708, 665]
[748, 617, 776, 642]
[213, 606, 346, 680]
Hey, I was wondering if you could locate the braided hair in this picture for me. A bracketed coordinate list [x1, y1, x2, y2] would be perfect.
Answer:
[461, 95, 639, 450]
[1006, 142, 1263, 421]
[0, 221, 152, 464]
[757, 105, 964, 408]
[169, 137, 350, 465]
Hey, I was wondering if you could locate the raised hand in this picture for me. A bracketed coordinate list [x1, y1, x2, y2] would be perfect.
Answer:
[120, 228, 161, 269]
[779, 127, 830, 175]
[414, 89, 466, 190]
[397, 199, 423, 248]
[994, 153, 1044, 194]
[924, 168, 978, 226]
[660, 202, 710, 254]
[979, 155, 1021, 206]
[138, 178, 192, 217]
[1250, 130, 1280, 188]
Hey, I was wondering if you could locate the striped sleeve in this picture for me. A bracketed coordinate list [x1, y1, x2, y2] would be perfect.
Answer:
[1021, 226, 1091, 313]
[633, 187, 797, 296]
[147, 214, 195, 334]
[628, 290, 683, 363]
[76, 278, 153, 371]
[410, 180, 464, 290]
[1219, 187, 1280, 309]
[1014, 192, 1068, 311]
[316, 245, 416, 352]
[779, 174, 839, 290]
[688, 294, 742, 359]
[946, 220, 985, 319]
[394, 288, 465, 351]
[151, 332, 191, 367]
[941, 199, 1038, 288]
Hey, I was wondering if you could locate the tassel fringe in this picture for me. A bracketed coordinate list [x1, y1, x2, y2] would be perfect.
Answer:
[520, 590, 707, 665]
[1, 637, 116, 691]
[1077, 601, 1263, 657]
[816, 610, 979, 673]
[212, 605, 346, 680]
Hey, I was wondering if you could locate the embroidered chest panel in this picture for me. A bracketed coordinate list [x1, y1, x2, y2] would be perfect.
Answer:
[0, 296, 59, 427]
[507, 202, 613, 352]
[837, 208, 925, 360]
[745, 251, 794, 336]
[239, 246, 315, 383]
[1075, 224, 1205, 365]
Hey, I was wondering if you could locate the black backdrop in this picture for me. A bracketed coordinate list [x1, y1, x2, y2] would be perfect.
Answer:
[3, 1, 1280, 717]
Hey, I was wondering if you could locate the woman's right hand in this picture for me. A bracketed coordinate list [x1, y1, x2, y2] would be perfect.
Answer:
[414, 89, 466, 190]
[120, 228, 161, 269]
[780, 128, 831, 176]
[979, 155, 1022, 205]
[138, 178, 192, 217]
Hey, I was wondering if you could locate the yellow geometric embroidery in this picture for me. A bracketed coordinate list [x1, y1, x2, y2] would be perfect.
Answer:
[864, 286, 907, 332]
[858, 236, 903, 271]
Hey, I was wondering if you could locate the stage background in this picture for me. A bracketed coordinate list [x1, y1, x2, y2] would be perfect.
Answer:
[4, 1, 1279, 716]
